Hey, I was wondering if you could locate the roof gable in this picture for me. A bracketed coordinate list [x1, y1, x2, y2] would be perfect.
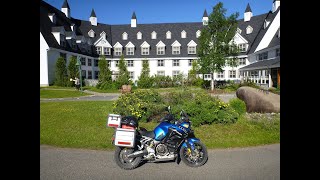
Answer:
[156, 40, 166, 47]
[140, 41, 150, 48]
[125, 41, 135, 48]
[113, 42, 123, 48]
[187, 40, 197, 46]
[171, 40, 181, 46]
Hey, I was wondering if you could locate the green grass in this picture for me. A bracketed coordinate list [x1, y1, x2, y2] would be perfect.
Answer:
[83, 86, 121, 93]
[40, 89, 90, 98]
[41, 101, 280, 150]
[41, 85, 75, 89]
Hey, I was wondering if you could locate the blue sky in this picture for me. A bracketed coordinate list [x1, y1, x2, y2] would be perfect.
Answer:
[44, 0, 274, 24]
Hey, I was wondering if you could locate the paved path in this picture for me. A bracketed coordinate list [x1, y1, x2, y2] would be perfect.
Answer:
[210, 93, 237, 103]
[40, 144, 280, 180]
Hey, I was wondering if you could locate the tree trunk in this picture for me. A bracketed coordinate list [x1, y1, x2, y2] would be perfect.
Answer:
[211, 72, 214, 91]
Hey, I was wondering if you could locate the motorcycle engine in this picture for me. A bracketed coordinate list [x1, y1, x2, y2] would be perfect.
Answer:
[156, 144, 169, 156]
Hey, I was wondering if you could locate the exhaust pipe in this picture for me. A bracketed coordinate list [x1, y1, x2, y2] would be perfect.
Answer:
[127, 149, 148, 158]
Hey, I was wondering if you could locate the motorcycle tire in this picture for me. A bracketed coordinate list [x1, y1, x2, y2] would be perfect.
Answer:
[179, 141, 208, 167]
[114, 146, 142, 170]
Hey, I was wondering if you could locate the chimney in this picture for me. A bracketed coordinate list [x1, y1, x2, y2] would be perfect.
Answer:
[48, 13, 56, 24]
[131, 12, 137, 27]
[89, 9, 97, 26]
[202, 9, 208, 26]
[272, 0, 280, 13]
[61, 0, 70, 18]
[244, 3, 252, 22]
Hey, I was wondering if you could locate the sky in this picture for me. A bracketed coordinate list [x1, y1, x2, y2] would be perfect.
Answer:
[44, 0, 274, 25]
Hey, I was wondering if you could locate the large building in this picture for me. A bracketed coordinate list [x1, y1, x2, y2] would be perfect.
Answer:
[40, 0, 280, 88]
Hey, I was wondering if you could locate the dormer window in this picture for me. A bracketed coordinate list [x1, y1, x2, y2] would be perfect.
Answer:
[238, 43, 247, 52]
[151, 31, 157, 39]
[96, 46, 102, 55]
[246, 26, 253, 34]
[196, 30, 201, 38]
[103, 47, 110, 55]
[156, 41, 166, 55]
[187, 40, 197, 54]
[171, 40, 181, 55]
[166, 31, 171, 39]
[264, 20, 270, 29]
[237, 28, 242, 34]
[114, 48, 122, 56]
[100, 31, 106, 39]
[122, 32, 128, 40]
[181, 30, 187, 38]
[88, 29, 95, 38]
[137, 32, 142, 39]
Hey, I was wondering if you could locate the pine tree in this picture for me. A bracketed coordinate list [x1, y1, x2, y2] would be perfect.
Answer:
[116, 55, 130, 86]
[98, 55, 112, 84]
[55, 57, 68, 86]
[137, 59, 153, 88]
[68, 56, 78, 86]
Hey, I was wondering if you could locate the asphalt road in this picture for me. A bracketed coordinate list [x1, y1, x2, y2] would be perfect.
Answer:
[40, 144, 279, 180]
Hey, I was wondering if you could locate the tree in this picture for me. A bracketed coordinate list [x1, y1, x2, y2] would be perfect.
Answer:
[197, 2, 239, 90]
[137, 59, 153, 88]
[68, 56, 78, 86]
[98, 55, 112, 84]
[116, 55, 130, 87]
[55, 57, 68, 86]
[188, 60, 200, 86]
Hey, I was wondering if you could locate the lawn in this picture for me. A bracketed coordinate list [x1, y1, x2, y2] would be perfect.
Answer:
[40, 101, 280, 150]
[40, 89, 90, 98]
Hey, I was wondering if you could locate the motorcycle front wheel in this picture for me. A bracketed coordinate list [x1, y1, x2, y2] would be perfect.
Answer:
[179, 141, 208, 167]
[114, 147, 141, 170]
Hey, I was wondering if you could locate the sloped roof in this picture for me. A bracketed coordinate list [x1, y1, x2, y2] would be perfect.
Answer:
[239, 57, 280, 71]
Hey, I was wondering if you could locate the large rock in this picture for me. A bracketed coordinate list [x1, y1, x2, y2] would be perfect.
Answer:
[236, 86, 280, 113]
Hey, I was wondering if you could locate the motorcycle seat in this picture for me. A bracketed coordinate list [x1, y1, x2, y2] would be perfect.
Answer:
[139, 130, 155, 139]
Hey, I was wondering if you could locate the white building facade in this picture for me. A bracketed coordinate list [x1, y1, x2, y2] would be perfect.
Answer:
[40, 0, 280, 87]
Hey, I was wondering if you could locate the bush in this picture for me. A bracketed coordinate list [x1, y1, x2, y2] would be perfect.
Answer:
[229, 98, 246, 115]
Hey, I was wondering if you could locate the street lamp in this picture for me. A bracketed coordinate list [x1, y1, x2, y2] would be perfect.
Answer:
[76, 56, 83, 93]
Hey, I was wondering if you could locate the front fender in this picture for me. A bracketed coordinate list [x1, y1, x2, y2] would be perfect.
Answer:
[181, 138, 201, 150]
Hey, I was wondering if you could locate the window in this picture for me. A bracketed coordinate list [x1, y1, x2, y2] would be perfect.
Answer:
[107, 60, 111, 67]
[141, 47, 149, 55]
[229, 70, 236, 78]
[80, 57, 86, 66]
[88, 59, 92, 66]
[126, 47, 134, 55]
[103, 47, 110, 55]
[115, 60, 119, 67]
[196, 30, 201, 38]
[173, 60, 180, 66]
[203, 20, 208, 25]
[157, 47, 165, 55]
[157, 71, 165, 76]
[137, 32, 142, 39]
[129, 71, 134, 79]
[96, 46, 102, 55]
[238, 58, 246, 65]
[172, 71, 180, 78]
[276, 48, 280, 57]
[88, 30, 95, 37]
[258, 52, 268, 60]
[94, 71, 99, 79]
[88, 70, 92, 79]
[60, 53, 66, 60]
[189, 60, 193, 66]
[151, 31, 157, 39]
[60, 34, 66, 47]
[114, 47, 122, 56]
[158, 60, 164, 67]
[188, 46, 196, 54]
[204, 74, 211, 79]
[238, 44, 247, 52]
[122, 32, 128, 40]
[127, 60, 134, 67]
[82, 70, 86, 79]
[181, 30, 186, 38]
[94, 59, 98, 67]
[217, 71, 224, 78]
[172, 46, 180, 54]
[166, 31, 171, 39]
[246, 26, 253, 34]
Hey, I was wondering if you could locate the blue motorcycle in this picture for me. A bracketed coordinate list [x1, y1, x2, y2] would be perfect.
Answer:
[111, 106, 208, 170]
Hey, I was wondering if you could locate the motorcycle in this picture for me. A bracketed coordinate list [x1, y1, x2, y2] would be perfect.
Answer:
[107, 106, 208, 170]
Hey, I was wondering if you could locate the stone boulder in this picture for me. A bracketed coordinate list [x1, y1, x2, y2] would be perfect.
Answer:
[236, 86, 280, 113]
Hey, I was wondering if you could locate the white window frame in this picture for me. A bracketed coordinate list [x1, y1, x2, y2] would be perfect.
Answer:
[173, 60, 180, 67]
[188, 46, 196, 54]
[114, 47, 122, 56]
[172, 46, 180, 55]
[172, 70, 180, 78]
[126, 47, 134, 55]
[103, 47, 110, 55]
[115, 60, 119, 67]
[127, 60, 134, 67]
[238, 43, 247, 52]
[181, 30, 187, 38]
[229, 70, 236, 78]
[246, 26, 253, 34]
[137, 32, 142, 39]
[129, 71, 134, 79]
[122, 32, 128, 40]
[141, 47, 149, 55]
[151, 31, 157, 39]
[188, 60, 193, 66]
[166, 31, 171, 39]
[96, 46, 102, 55]
[238, 58, 246, 65]
[157, 46, 165, 55]
[158, 60, 164, 67]
[157, 71, 165, 76]
[217, 71, 224, 78]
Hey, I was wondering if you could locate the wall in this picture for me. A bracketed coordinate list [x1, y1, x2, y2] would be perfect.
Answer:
[40, 32, 49, 86]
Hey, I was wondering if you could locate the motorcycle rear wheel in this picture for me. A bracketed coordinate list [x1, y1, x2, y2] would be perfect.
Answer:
[179, 141, 208, 167]
[114, 147, 142, 170]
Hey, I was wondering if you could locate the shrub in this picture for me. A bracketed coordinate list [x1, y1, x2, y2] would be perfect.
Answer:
[229, 98, 246, 115]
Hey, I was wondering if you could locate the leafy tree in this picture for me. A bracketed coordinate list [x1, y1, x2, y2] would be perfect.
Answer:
[67, 56, 78, 86]
[116, 55, 130, 87]
[98, 55, 112, 84]
[54, 57, 68, 86]
[197, 2, 239, 90]
[137, 59, 153, 88]
[188, 60, 201, 86]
